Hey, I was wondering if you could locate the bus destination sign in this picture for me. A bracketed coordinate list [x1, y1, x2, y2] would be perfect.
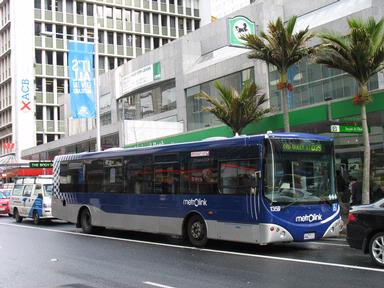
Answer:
[282, 143, 323, 153]
[29, 162, 53, 168]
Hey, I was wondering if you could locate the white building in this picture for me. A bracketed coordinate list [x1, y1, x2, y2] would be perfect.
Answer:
[0, 0, 202, 162]
[199, 0, 253, 26]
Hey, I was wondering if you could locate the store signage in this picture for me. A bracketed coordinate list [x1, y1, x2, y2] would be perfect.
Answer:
[121, 62, 161, 95]
[29, 162, 53, 168]
[68, 41, 96, 119]
[330, 125, 363, 133]
[228, 16, 256, 47]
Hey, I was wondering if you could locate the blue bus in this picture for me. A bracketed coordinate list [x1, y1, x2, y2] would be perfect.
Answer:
[52, 132, 343, 247]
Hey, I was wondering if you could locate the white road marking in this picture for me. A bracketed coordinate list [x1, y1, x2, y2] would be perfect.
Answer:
[1, 222, 383, 273]
[307, 241, 349, 247]
[143, 281, 176, 288]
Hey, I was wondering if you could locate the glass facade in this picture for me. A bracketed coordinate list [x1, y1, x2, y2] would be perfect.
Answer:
[186, 68, 255, 131]
[118, 80, 176, 120]
[268, 58, 379, 111]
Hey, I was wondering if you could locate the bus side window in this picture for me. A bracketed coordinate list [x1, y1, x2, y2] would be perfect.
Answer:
[85, 160, 103, 193]
[220, 160, 258, 195]
[104, 158, 123, 193]
[180, 157, 218, 195]
[154, 164, 179, 194]
[125, 155, 153, 194]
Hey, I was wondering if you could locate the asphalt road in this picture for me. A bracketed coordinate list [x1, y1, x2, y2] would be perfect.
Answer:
[0, 215, 382, 288]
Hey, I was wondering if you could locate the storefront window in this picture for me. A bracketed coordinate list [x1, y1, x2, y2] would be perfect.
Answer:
[268, 58, 379, 111]
[185, 68, 255, 131]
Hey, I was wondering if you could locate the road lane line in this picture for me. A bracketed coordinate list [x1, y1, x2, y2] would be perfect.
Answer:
[1, 222, 383, 273]
[143, 281, 176, 288]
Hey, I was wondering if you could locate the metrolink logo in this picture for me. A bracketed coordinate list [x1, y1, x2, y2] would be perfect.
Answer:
[183, 198, 208, 207]
[295, 214, 323, 223]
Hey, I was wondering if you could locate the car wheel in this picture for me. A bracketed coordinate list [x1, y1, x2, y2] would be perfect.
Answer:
[80, 208, 94, 234]
[187, 215, 208, 248]
[33, 210, 40, 225]
[14, 209, 23, 223]
[369, 232, 384, 267]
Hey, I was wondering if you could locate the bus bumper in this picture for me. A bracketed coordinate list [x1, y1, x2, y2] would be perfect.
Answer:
[259, 223, 294, 244]
[322, 217, 344, 238]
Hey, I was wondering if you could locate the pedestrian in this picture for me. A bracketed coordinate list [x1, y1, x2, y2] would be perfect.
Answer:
[351, 177, 362, 205]
[336, 170, 350, 214]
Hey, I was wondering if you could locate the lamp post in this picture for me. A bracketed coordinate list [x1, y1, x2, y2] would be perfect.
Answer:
[41, 12, 101, 151]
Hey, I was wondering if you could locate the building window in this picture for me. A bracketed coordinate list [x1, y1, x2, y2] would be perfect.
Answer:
[134, 11, 140, 23]
[161, 15, 167, 27]
[35, 50, 42, 64]
[126, 35, 133, 47]
[57, 79, 65, 93]
[34, 0, 41, 9]
[36, 105, 43, 120]
[107, 32, 113, 44]
[108, 57, 114, 70]
[153, 14, 159, 26]
[154, 37, 160, 48]
[86, 3, 93, 16]
[144, 37, 150, 49]
[56, 25, 63, 38]
[106, 6, 113, 19]
[144, 12, 150, 24]
[115, 8, 122, 20]
[66, 0, 73, 13]
[46, 51, 53, 65]
[116, 33, 123, 45]
[56, 51, 64, 65]
[36, 78, 43, 91]
[98, 31, 104, 43]
[55, 0, 63, 12]
[46, 78, 54, 92]
[76, 2, 83, 15]
[124, 10, 131, 22]
[45, 0, 52, 11]
[35, 22, 42, 36]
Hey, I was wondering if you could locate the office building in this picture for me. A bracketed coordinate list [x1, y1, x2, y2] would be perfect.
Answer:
[0, 0, 201, 163]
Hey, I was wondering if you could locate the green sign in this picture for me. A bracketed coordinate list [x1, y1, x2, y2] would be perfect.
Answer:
[228, 16, 256, 47]
[153, 62, 161, 80]
[29, 162, 53, 168]
[282, 143, 323, 153]
[330, 125, 363, 133]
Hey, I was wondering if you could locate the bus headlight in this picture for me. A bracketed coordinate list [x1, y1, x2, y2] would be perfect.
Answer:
[280, 231, 286, 239]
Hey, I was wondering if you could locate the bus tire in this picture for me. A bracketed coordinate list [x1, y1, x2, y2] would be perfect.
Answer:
[33, 210, 40, 225]
[80, 208, 94, 234]
[187, 215, 208, 248]
[14, 209, 23, 223]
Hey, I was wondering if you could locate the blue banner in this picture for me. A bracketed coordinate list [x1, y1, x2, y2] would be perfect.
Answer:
[68, 41, 96, 119]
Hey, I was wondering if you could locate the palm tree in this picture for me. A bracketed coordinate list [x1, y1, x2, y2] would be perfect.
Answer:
[199, 80, 270, 136]
[315, 17, 384, 204]
[241, 16, 314, 132]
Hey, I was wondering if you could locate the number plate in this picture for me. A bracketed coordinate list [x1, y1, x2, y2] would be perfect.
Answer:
[304, 232, 315, 240]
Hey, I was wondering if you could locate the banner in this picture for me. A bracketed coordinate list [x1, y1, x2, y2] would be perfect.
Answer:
[68, 41, 96, 118]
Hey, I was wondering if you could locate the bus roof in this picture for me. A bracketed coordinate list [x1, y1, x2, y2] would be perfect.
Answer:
[54, 132, 333, 163]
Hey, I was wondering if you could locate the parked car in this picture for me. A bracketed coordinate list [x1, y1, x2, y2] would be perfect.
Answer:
[0, 190, 11, 216]
[347, 198, 384, 267]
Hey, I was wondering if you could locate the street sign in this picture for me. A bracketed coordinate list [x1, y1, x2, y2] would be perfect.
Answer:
[29, 162, 53, 168]
[330, 125, 363, 133]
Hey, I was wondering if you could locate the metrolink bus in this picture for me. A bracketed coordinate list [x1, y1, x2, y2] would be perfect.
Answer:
[52, 132, 343, 247]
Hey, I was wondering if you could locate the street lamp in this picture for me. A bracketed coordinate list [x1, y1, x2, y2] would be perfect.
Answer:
[40, 10, 101, 152]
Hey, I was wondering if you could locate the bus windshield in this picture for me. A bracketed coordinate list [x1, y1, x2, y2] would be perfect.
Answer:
[264, 138, 337, 204]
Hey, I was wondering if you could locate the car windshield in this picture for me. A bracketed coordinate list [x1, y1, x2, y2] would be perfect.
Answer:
[0, 192, 6, 199]
[264, 138, 337, 204]
[44, 184, 54, 196]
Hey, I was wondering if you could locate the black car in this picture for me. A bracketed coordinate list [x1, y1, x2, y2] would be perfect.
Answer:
[347, 198, 384, 267]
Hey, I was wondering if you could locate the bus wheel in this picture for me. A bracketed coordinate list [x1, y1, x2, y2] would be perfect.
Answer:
[187, 215, 208, 248]
[33, 210, 40, 225]
[80, 208, 94, 234]
[14, 209, 23, 223]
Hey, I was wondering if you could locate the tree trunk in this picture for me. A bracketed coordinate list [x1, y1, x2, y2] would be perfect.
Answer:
[361, 103, 370, 204]
[281, 87, 290, 132]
